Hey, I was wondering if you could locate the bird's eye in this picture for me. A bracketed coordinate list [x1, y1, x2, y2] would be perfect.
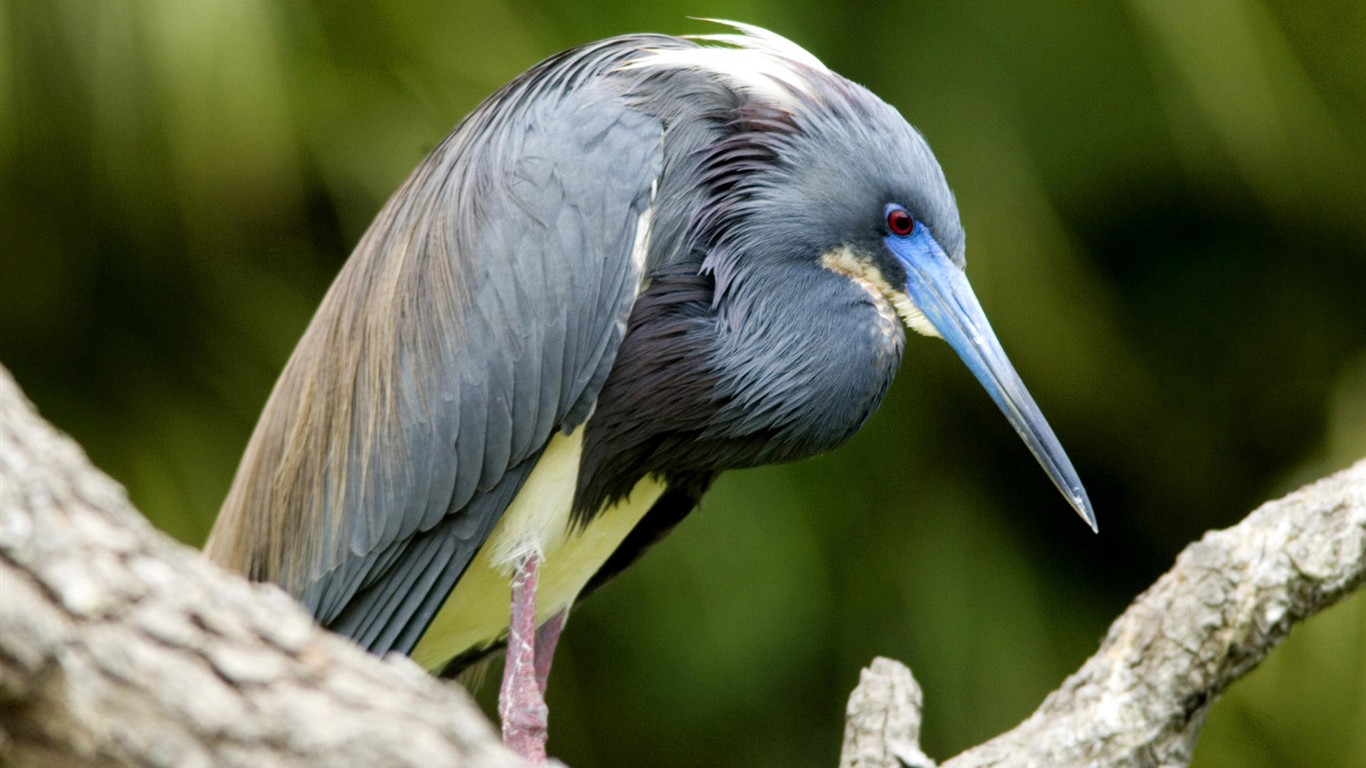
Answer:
[886, 207, 915, 237]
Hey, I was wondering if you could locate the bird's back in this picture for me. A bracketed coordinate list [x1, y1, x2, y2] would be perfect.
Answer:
[206, 34, 683, 659]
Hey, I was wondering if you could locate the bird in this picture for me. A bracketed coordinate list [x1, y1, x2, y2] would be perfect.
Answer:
[205, 21, 1095, 762]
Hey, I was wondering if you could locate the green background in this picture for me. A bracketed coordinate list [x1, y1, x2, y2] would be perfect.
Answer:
[3, 2, 1363, 766]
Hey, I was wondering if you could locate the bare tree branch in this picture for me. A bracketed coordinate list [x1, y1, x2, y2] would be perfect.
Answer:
[2, 362, 1362, 768]
[841, 657, 935, 768]
[0, 366, 528, 768]
[841, 458, 1366, 768]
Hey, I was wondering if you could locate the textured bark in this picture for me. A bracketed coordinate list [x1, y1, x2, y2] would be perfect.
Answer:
[0, 366, 526, 768]
[841, 657, 935, 768]
[2, 363, 1362, 768]
[840, 458, 1366, 768]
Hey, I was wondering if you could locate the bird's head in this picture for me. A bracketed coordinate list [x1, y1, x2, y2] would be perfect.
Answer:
[659, 22, 1096, 529]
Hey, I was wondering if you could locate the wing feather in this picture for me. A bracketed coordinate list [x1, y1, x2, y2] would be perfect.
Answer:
[206, 36, 674, 655]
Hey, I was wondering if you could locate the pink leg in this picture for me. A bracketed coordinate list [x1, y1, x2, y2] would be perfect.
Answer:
[499, 554, 548, 763]
[534, 608, 569, 695]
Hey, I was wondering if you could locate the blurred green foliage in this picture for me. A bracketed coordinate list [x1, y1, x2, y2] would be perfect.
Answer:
[3, 1, 1363, 766]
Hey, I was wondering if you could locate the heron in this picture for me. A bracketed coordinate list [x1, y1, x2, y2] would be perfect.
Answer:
[206, 21, 1095, 762]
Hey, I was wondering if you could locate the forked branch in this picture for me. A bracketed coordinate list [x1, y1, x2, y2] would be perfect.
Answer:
[841, 459, 1365, 768]
[2, 365, 1361, 767]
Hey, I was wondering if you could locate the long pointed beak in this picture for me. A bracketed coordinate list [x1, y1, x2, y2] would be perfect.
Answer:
[887, 227, 1097, 531]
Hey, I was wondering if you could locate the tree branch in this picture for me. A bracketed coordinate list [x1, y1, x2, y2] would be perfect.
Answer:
[2, 362, 1362, 768]
[840, 458, 1365, 768]
[0, 366, 528, 768]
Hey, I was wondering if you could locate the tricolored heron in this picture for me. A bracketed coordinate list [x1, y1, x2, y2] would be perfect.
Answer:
[206, 22, 1095, 762]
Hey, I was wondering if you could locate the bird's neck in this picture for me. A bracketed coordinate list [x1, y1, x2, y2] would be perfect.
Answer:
[708, 259, 906, 465]
[575, 259, 903, 520]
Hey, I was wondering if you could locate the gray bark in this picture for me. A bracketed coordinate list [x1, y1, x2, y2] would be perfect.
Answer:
[1, 363, 1362, 768]
[840, 458, 1365, 768]
[0, 366, 526, 768]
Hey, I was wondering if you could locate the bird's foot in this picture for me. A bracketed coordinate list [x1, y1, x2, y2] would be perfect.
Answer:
[500, 554, 549, 763]
[499, 671, 549, 762]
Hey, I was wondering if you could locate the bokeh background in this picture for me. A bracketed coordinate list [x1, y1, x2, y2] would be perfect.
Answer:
[3, 1, 1364, 766]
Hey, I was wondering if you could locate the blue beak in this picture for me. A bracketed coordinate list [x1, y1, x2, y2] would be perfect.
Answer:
[887, 225, 1097, 531]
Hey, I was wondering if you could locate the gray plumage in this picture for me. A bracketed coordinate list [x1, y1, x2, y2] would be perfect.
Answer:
[207, 25, 982, 671]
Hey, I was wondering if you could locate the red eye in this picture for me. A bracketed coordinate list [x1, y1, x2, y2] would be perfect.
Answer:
[887, 208, 915, 236]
